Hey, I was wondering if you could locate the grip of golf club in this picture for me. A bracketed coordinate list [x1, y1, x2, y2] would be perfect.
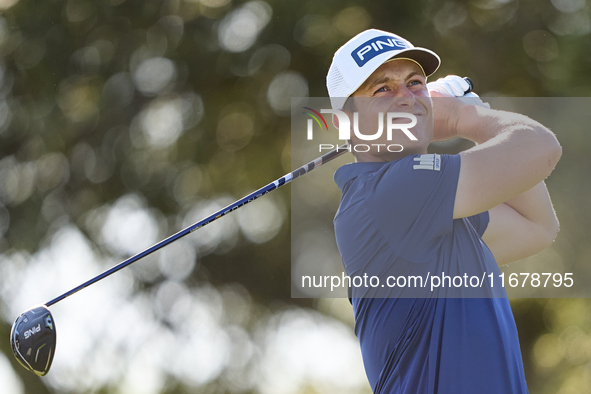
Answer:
[463, 77, 474, 95]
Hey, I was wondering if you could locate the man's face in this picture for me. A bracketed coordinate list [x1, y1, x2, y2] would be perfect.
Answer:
[346, 59, 433, 162]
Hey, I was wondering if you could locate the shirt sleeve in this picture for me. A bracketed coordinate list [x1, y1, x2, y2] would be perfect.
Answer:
[366, 154, 461, 263]
[466, 211, 490, 238]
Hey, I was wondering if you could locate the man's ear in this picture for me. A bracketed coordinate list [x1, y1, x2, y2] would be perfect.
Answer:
[332, 113, 339, 129]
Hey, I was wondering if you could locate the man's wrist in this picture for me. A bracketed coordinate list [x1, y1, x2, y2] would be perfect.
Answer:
[455, 104, 499, 144]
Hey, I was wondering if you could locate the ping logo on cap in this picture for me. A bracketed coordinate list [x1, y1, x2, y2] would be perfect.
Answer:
[351, 35, 408, 67]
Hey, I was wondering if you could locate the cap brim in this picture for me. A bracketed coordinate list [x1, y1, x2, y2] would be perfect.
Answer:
[388, 48, 440, 77]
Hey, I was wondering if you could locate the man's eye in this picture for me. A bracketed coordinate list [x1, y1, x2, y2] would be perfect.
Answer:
[374, 86, 388, 93]
[409, 80, 424, 86]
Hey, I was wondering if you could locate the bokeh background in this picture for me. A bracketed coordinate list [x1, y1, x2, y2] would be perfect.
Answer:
[0, 0, 590, 393]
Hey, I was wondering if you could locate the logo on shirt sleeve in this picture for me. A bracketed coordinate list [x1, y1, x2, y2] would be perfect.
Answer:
[413, 154, 441, 171]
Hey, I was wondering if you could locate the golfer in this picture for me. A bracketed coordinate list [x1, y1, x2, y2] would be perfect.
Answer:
[328, 29, 561, 393]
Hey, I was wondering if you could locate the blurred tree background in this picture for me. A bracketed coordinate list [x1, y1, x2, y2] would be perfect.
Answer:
[0, 0, 590, 393]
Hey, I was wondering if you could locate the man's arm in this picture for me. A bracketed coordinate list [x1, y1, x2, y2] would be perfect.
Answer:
[482, 182, 559, 265]
[433, 100, 562, 265]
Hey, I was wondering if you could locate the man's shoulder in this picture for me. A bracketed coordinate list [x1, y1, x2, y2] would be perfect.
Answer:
[334, 154, 460, 194]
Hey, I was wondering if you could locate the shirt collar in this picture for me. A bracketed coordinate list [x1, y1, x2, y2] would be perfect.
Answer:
[333, 161, 390, 192]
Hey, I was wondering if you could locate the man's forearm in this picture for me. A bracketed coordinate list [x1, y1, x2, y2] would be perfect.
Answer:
[482, 181, 560, 265]
[503, 181, 560, 239]
[454, 104, 553, 145]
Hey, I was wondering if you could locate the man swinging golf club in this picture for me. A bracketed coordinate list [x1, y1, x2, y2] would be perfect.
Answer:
[329, 29, 561, 393]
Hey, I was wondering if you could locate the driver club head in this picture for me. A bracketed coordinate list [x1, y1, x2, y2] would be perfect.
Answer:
[10, 305, 56, 376]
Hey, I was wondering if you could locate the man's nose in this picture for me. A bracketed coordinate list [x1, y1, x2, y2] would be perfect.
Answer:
[394, 85, 416, 107]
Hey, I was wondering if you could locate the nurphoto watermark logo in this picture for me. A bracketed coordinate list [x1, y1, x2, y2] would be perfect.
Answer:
[302, 107, 418, 153]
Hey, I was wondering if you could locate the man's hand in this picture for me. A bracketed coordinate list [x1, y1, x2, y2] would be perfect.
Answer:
[428, 75, 490, 108]
[428, 75, 471, 97]
[428, 76, 479, 142]
[428, 75, 492, 142]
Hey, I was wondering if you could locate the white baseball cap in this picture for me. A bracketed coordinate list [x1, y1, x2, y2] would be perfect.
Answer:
[326, 29, 441, 109]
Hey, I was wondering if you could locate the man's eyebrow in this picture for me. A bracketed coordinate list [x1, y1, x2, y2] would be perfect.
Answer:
[366, 71, 425, 88]
[370, 76, 393, 86]
[405, 71, 425, 80]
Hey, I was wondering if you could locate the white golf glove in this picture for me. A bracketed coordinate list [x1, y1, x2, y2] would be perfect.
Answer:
[427, 75, 490, 108]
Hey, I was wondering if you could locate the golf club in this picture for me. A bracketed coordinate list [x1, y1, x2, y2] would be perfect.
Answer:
[9, 142, 350, 376]
[9, 76, 475, 377]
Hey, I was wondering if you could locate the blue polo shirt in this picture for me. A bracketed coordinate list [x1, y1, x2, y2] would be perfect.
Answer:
[333, 154, 528, 394]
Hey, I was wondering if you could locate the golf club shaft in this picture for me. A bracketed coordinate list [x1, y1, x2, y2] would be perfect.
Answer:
[45, 144, 350, 307]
